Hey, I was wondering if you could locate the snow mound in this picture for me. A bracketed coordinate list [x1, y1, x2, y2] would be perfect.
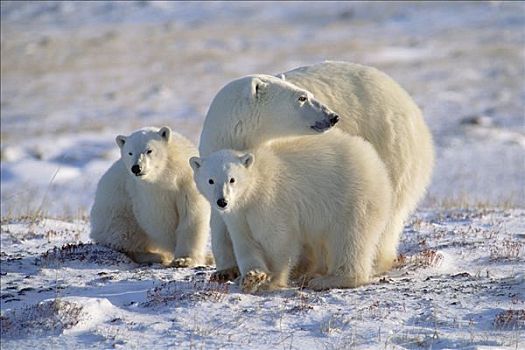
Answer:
[1, 299, 83, 338]
[493, 309, 525, 330]
[36, 242, 134, 268]
[0, 297, 112, 338]
[142, 272, 230, 308]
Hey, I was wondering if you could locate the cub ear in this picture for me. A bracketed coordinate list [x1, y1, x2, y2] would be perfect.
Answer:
[189, 156, 202, 172]
[159, 126, 172, 142]
[250, 77, 268, 99]
[240, 153, 254, 168]
[116, 135, 126, 149]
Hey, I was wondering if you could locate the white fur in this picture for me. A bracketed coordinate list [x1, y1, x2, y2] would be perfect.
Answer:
[199, 61, 434, 276]
[192, 130, 392, 291]
[90, 127, 210, 266]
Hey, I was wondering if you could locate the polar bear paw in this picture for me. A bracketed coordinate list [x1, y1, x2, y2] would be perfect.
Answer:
[171, 257, 194, 268]
[128, 251, 165, 265]
[210, 266, 240, 283]
[241, 270, 270, 293]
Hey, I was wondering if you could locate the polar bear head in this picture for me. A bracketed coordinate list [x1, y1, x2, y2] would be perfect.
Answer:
[204, 74, 339, 147]
[189, 150, 254, 213]
[116, 126, 172, 182]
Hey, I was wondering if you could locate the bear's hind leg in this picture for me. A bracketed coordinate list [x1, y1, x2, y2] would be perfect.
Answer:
[308, 220, 380, 290]
[374, 212, 406, 274]
[128, 241, 174, 265]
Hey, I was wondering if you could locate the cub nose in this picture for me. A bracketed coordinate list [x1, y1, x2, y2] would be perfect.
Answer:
[131, 165, 141, 175]
[329, 113, 339, 126]
[217, 198, 228, 209]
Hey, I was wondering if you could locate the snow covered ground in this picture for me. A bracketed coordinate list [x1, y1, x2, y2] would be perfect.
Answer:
[1, 1, 524, 349]
[1, 209, 524, 349]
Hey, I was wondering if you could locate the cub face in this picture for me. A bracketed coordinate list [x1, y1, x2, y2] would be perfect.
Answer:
[116, 126, 172, 182]
[190, 150, 254, 213]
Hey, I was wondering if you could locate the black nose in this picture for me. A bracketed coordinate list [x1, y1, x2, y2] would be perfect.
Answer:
[329, 114, 339, 126]
[217, 198, 228, 208]
[131, 165, 141, 175]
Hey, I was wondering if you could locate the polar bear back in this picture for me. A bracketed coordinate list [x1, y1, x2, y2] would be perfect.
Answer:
[280, 61, 434, 213]
[241, 130, 392, 237]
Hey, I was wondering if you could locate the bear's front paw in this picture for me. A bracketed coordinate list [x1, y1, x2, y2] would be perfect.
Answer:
[241, 270, 270, 293]
[210, 266, 240, 283]
[171, 257, 194, 268]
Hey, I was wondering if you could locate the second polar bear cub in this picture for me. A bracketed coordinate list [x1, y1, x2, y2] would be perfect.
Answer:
[90, 126, 210, 267]
[190, 129, 392, 292]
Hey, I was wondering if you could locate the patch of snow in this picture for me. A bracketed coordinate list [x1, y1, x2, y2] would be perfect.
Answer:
[1, 210, 524, 348]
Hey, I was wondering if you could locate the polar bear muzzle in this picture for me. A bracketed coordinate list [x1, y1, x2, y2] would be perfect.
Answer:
[216, 198, 228, 209]
[311, 113, 339, 132]
[131, 164, 143, 176]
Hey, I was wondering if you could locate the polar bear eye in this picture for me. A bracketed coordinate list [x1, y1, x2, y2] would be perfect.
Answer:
[146, 149, 153, 155]
[128, 152, 133, 156]
[298, 96, 307, 102]
[229, 178, 235, 184]
[208, 179, 214, 185]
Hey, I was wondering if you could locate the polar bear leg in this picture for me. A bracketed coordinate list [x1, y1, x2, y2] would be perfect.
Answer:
[308, 221, 379, 290]
[91, 195, 156, 259]
[172, 193, 209, 267]
[374, 212, 406, 274]
[241, 223, 295, 293]
[225, 218, 274, 293]
[104, 213, 173, 266]
[227, 219, 268, 276]
[90, 165, 160, 261]
[210, 211, 239, 280]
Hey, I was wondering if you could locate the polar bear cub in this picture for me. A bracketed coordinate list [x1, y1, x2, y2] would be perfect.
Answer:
[190, 129, 392, 292]
[90, 126, 210, 267]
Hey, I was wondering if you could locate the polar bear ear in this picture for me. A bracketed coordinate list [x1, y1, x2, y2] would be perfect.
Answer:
[278, 73, 286, 81]
[115, 135, 126, 149]
[159, 126, 172, 142]
[250, 78, 268, 100]
[240, 153, 254, 168]
[189, 156, 202, 171]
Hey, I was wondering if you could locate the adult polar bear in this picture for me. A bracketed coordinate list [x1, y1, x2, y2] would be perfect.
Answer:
[200, 61, 434, 281]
